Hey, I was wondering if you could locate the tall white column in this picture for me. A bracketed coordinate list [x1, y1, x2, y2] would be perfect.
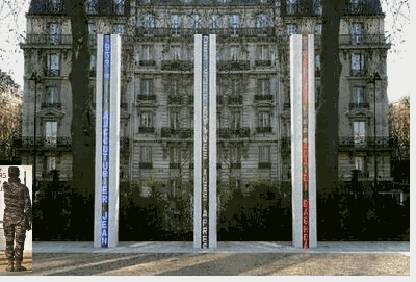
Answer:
[193, 34, 217, 249]
[290, 34, 317, 249]
[94, 34, 121, 248]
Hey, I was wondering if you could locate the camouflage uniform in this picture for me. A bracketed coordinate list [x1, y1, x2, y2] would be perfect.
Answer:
[2, 166, 32, 272]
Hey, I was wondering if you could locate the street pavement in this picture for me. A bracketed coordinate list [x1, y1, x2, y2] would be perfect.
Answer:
[0, 252, 32, 275]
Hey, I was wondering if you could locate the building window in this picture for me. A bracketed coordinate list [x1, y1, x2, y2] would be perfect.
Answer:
[112, 24, 125, 34]
[139, 111, 154, 129]
[351, 53, 365, 76]
[230, 110, 241, 129]
[86, 0, 97, 15]
[45, 86, 59, 105]
[352, 86, 365, 104]
[351, 23, 363, 44]
[258, 111, 271, 131]
[170, 146, 181, 168]
[286, 23, 297, 35]
[113, 0, 125, 16]
[140, 79, 153, 97]
[210, 15, 219, 29]
[45, 121, 58, 146]
[286, 0, 298, 15]
[139, 146, 152, 168]
[50, 0, 62, 12]
[258, 145, 271, 169]
[48, 22, 61, 44]
[257, 79, 270, 96]
[256, 45, 269, 60]
[256, 14, 269, 28]
[354, 156, 365, 171]
[353, 121, 366, 145]
[313, 0, 322, 15]
[45, 155, 56, 172]
[230, 146, 241, 165]
[47, 53, 60, 76]
[314, 23, 322, 35]
[89, 54, 96, 73]
[230, 15, 240, 33]
[170, 110, 180, 129]
[140, 45, 154, 61]
[171, 15, 181, 33]
[88, 23, 97, 34]
[315, 54, 320, 77]
[143, 14, 155, 28]
[190, 14, 202, 29]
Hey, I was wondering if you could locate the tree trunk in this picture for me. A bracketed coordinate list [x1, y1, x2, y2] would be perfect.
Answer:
[316, 0, 344, 196]
[65, 0, 94, 239]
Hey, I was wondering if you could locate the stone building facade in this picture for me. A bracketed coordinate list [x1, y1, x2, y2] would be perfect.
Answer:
[20, 0, 392, 195]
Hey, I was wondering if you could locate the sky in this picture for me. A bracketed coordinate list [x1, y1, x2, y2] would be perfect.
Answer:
[0, 0, 411, 103]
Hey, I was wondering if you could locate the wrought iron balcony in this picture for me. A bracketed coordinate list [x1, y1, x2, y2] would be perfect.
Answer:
[167, 95, 183, 104]
[344, 1, 383, 16]
[255, 60, 272, 68]
[258, 162, 271, 169]
[41, 102, 62, 109]
[217, 127, 250, 138]
[138, 127, 155, 133]
[350, 69, 367, 77]
[161, 60, 192, 71]
[29, 0, 65, 15]
[44, 69, 60, 77]
[136, 27, 275, 38]
[348, 102, 370, 110]
[339, 34, 387, 46]
[217, 60, 250, 71]
[338, 136, 393, 151]
[139, 162, 153, 169]
[137, 0, 274, 6]
[25, 34, 72, 46]
[228, 95, 243, 104]
[254, 94, 273, 101]
[256, 127, 271, 133]
[138, 60, 156, 67]
[136, 95, 156, 102]
[14, 136, 71, 150]
[161, 128, 192, 138]
[283, 2, 321, 17]
[230, 162, 241, 169]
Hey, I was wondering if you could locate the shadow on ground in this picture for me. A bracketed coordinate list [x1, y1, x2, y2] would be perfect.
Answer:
[30, 253, 409, 276]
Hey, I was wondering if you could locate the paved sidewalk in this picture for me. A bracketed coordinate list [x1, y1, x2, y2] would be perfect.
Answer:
[33, 241, 410, 255]
[0, 252, 32, 275]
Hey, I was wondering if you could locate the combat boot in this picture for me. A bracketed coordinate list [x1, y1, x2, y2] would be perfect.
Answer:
[5, 260, 14, 272]
[14, 260, 27, 272]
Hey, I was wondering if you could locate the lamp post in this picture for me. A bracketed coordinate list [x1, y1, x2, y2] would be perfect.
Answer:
[29, 72, 42, 192]
[367, 72, 381, 190]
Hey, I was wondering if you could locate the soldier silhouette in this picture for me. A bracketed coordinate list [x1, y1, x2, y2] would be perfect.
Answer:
[2, 166, 32, 272]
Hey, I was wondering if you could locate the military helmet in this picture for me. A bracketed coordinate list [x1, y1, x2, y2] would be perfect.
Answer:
[8, 166, 20, 178]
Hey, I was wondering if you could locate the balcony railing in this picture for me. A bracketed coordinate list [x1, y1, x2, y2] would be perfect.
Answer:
[254, 94, 273, 101]
[25, 34, 72, 46]
[29, 0, 65, 15]
[228, 95, 243, 104]
[44, 69, 60, 77]
[139, 162, 153, 169]
[138, 60, 156, 67]
[256, 127, 271, 133]
[217, 127, 250, 138]
[136, 95, 156, 101]
[161, 60, 192, 71]
[167, 95, 183, 104]
[217, 60, 250, 71]
[258, 162, 271, 169]
[136, 27, 275, 38]
[137, 0, 274, 6]
[344, 2, 383, 16]
[350, 69, 367, 77]
[349, 102, 370, 110]
[283, 2, 321, 17]
[255, 60, 272, 67]
[338, 136, 392, 150]
[161, 128, 192, 138]
[41, 102, 62, 109]
[14, 136, 72, 150]
[339, 34, 387, 46]
[138, 127, 155, 133]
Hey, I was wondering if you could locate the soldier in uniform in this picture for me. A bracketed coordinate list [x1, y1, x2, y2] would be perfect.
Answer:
[2, 166, 32, 272]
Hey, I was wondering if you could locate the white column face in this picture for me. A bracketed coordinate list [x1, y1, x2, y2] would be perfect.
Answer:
[290, 34, 317, 249]
[94, 34, 121, 248]
[193, 34, 217, 249]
